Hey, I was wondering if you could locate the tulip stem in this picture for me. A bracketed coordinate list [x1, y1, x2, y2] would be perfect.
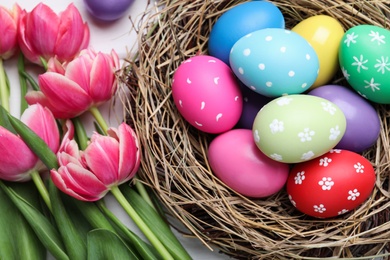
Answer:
[110, 186, 174, 260]
[31, 170, 52, 212]
[0, 59, 10, 112]
[89, 106, 108, 135]
[134, 177, 156, 211]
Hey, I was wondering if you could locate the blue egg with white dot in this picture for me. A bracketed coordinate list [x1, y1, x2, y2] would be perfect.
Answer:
[229, 28, 319, 97]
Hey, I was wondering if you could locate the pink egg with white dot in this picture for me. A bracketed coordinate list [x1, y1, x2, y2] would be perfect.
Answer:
[172, 55, 243, 134]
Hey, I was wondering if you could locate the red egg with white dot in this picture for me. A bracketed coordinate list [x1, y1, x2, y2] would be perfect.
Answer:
[172, 55, 243, 134]
[286, 149, 376, 218]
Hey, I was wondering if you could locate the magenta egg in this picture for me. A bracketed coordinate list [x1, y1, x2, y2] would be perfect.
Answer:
[208, 129, 289, 198]
[308, 84, 380, 152]
[172, 55, 243, 134]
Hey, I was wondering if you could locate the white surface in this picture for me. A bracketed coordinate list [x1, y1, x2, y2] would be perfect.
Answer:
[1, 0, 229, 259]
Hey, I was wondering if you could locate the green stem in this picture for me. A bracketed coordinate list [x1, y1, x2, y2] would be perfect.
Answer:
[39, 57, 48, 71]
[89, 106, 108, 135]
[110, 186, 174, 260]
[30, 170, 52, 212]
[17, 54, 29, 113]
[134, 177, 156, 211]
[0, 59, 9, 112]
[71, 117, 89, 150]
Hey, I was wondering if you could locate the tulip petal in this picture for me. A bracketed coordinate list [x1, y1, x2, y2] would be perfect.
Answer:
[38, 72, 93, 118]
[26, 3, 59, 58]
[21, 104, 60, 154]
[0, 6, 19, 59]
[89, 53, 116, 102]
[83, 134, 120, 185]
[65, 55, 92, 93]
[108, 124, 141, 183]
[0, 126, 37, 181]
[55, 4, 89, 61]
[51, 163, 108, 201]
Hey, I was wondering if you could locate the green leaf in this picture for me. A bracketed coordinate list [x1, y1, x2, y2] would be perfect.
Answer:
[0, 105, 16, 134]
[96, 200, 160, 260]
[0, 181, 69, 260]
[87, 229, 140, 260]
[7, 113, 58, 170]
[0, 182, 46, 260]
[17, 53, 29, 112]
[119, 185, 192, 260]
[48, 179, 87, 260]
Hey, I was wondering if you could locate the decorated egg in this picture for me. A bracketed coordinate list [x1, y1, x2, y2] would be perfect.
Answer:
[208, 1, 284, 64]
[172, 55, 242, 134]
[339, 25, 390, 104]
[287, 149, 376, 218]
[292, 15, 344, 89]
[236, 82, 273, 129]
[208, 129, 289, 198]
[308, 84, 380, 152]
[230, 28, 319, 97]
[252, 94, 346, 163]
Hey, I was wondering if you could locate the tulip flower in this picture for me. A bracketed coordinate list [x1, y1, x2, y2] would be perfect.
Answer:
[0, 4, 21, 111]
[0, 104, 59, 182]
[25, 48, 120, 121]
[0, 4, 20, 60]
[51, 120, 140, 201]
[18, 3, 90, 66]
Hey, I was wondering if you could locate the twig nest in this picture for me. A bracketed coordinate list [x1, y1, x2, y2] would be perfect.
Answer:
[122, 0, 390, 258]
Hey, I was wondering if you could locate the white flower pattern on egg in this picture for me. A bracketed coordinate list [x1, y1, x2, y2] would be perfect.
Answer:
[301, 151, 315, 161]
[298, 128, 315, 142]
[269, 119, 284, 134]
[369, 30, 386, 45]
[344, 32, 358, 47]
[329, 125, 341, 140]
[321, 102, 337, 115]
[374, 56, 390, 74]
[351, 54, 368, 73]
[270, 153, 283, 161]
[341, 67, 350, 80]
[253, 130, 260, 143]
[313, 204, 326, 213]
[294, 171, 305, 184]
[347, 189, 360, 201]
[354, 162, 365, 173]
[288, 195, 297, 207]
[319, 157, 332, 167]
[318, 177, 334, 190]
[338, 209, 349, 215]
[276, 97, 292, 106]
[364, 78, 381, 92]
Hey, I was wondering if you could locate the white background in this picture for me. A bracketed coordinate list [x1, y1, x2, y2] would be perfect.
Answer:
[0, 0, 229, 259]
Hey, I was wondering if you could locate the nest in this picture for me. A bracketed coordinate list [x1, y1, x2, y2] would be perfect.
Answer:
[120, 0, 390, 259]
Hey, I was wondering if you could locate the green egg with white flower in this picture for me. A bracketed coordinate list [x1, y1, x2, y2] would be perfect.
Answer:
[339, 25, 390, 104]
[252, 95, 346, 163]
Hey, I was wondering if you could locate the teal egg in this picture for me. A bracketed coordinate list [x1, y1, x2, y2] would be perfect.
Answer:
[229, 28, 319, 97]
[339, 25, 390, 104]
[252, 95, 346, 163]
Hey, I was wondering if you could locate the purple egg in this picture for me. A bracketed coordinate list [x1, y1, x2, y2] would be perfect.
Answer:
[308, 84, 380, 153]
[236, 82, 272, 129]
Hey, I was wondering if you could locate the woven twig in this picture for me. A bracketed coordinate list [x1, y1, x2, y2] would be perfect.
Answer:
[120, 0, 390, 259]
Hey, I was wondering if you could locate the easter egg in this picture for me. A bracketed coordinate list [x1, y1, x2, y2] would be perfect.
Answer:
[339, 25, 390, 104]
[172, 55, 242, 134]
[309, 84, 380, 153]
[287, 149, 376, 218]
[252, 94, 346, 163]
[236, 82, 273, 129]
[208, 129, 289, 198]
[83, 0, 134, 21]
[208, 1, 284, 64]
[292, 15, 344, 89]
[230, 28, 319, 97]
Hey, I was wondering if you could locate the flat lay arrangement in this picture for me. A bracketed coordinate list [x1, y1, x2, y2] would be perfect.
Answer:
[0, 0, 389, 259]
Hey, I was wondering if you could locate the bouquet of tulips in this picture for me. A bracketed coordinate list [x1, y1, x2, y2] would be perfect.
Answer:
[0, 3, 191, 260]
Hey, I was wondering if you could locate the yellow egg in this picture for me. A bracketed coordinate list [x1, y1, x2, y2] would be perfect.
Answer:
[292, 15, 344, 89]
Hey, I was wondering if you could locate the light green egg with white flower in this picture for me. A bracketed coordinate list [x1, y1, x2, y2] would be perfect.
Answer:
[339, 25, 390, 104]
[252, 94, 346, 163]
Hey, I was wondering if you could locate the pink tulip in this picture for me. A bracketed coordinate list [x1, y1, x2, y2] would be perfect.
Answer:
[18, 3, 90, 65]
[0, 4, 20, 59]
[25, 48, 120, 119]
[0, 104, 60, 182]
[51, 121, 141, 201]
